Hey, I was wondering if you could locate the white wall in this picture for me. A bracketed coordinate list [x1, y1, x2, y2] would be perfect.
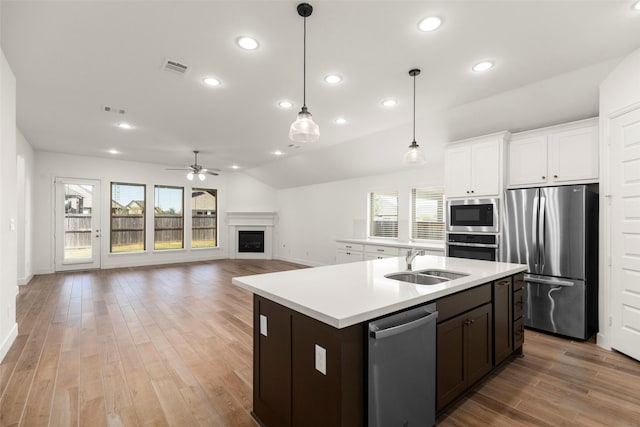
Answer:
[17, 129, 34, 285]
[597, 47, 640, 349]
[33, 152, 277, 273]
[275, 164, 444, 266]
[0, 48, 18, 361]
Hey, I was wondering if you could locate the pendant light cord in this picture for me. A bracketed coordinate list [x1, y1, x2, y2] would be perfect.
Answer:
[303, 15, 307, 109]
[412, 72, 416, 143]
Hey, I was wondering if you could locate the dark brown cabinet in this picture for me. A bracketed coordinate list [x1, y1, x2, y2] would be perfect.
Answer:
[436, 284, 493, 411]
[513, 273, 525, 351]
[253, 295, 364, 427]
[493, 277, 513, 365]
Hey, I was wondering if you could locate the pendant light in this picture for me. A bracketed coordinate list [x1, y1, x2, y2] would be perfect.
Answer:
[289, 3, 320, 143]
[403, 68, 427, 165]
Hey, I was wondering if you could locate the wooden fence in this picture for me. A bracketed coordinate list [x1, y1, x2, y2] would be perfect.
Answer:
[65, 214, 217, 248]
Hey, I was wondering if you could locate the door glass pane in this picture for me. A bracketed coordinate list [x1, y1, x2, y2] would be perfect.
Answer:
[192, 189, 217, 248]
[64, 184, 93, 260]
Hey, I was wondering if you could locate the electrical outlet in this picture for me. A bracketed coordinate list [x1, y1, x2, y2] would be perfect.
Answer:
[315, 344, 326, 375]
[260, 314, 268, 336]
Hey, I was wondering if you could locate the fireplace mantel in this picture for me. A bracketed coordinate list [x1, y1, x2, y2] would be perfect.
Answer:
[226, 212, 277, 259]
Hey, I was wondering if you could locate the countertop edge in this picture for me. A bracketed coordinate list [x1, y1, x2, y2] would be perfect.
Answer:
[336, 238, 445, 251]
[233, 265, 527, 329]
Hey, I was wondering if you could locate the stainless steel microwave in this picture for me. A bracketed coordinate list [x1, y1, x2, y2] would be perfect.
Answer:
[446, 198, 499, 233]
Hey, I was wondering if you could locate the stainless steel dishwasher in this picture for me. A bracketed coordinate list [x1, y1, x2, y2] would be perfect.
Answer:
[368, 303, 437, 427]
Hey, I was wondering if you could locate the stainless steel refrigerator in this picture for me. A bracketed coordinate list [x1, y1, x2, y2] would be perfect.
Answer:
[503, 185, 598, 340]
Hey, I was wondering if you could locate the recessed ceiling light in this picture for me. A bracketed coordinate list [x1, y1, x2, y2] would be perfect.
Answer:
[231, 164, 240, 169]
[324, 74, 342, 84]
[633, 0, 640, 10]
[334, 118, 347, 125]
[278, 100, 294, 109]
[237, 36, 259, 50]
[382, 99, 397, 107]
[202, 76, 221, 86]
[418, 16, 442, 32]
[273, 150, 284, 156]
[472, 61, 495, 72]
[107, 149, 120, 154]
[117, 122, 132, 129]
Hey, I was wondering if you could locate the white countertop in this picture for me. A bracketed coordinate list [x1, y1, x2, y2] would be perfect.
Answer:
[232, 256, 526, 329]
[336, 237, 445, 251]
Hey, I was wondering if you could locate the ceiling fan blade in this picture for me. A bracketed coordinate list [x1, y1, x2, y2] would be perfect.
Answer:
[165, 167, 193, 171]
[204, 167, 222, 172]
[205, 171, 219, 176]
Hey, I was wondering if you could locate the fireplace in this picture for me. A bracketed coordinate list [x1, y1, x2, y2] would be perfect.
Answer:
[226, 212, 277, 260]
[238, 230, 265, 253]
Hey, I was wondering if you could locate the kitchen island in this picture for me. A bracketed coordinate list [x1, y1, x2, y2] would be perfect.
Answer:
[232, 255, 527, 426]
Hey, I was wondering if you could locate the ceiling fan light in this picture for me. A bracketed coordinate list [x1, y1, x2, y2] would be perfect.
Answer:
[186, 172, 194, 181]
[198, 173, 206, 181]
[289, 109, 320, 143]
[404, 142, 427, 165]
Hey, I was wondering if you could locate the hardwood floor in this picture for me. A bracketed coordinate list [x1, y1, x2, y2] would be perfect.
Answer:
[1, 259, 639, 426]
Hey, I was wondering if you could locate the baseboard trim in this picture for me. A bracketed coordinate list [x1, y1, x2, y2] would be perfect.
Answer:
[0, 323, 18, 363]
[275, 256, 326, 267]
[596, 332, 611, 350]
[18, 274, 33, 286]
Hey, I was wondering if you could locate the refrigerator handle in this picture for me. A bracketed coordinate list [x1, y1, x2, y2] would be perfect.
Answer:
[532, 193, 540, 271]
[539, 195, 546, 272]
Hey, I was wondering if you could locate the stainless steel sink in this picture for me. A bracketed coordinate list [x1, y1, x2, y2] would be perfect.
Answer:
[415, 269, 469, 280]
[384, 272, 449, 286]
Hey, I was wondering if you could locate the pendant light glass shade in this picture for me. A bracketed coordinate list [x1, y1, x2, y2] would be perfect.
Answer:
[404, 141, 426, 164]
[403, 68, 427, 165]
[290, 3, 319, 143]
[289, 107, 320, 143]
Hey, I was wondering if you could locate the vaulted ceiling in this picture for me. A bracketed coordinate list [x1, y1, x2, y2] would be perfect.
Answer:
[2, 1, 639, 188]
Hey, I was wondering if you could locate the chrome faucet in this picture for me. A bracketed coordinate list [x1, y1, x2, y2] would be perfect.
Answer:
[406, 249, 426, 270]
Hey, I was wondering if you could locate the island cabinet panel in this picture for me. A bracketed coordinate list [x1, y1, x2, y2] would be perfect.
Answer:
[253, 296, 292, 427]
[291, 313, 365, 427]
[253, 295, 364, 427]
[493, 277, 513, 365]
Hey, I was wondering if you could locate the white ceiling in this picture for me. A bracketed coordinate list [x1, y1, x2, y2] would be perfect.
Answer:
[2, 1, 639, 188]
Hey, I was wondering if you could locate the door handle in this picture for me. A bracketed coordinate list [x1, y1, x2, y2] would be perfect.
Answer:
[538, 195, 546, 271]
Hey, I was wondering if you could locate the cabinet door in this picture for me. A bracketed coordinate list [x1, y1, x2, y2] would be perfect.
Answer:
[436, 315, 466, 411]
[464, 303, 493, 386]
[254, 296, 292, 427]
[470, 139, 501, 196]
[335, 250, 364, 264]
[549, 125, 598, 183]
[493, 279, 513, 366]
[444, 145, 472, 197]
[508, 136, 548, 187]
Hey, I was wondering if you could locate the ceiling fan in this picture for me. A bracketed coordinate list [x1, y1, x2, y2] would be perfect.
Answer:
[166, 150, 221, 181]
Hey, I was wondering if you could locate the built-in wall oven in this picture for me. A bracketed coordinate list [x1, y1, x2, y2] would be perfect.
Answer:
[447, 233, 499, 261]
[446, 198, 499, 233]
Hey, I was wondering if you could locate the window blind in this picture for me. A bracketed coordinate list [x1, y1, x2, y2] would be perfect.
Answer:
[411, 187, 445, 241]
[369, 190, 398, 238]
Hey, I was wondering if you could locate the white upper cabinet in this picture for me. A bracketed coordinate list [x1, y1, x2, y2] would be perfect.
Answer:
[508, 119, 598, 188]
[445, 133, 508, 198]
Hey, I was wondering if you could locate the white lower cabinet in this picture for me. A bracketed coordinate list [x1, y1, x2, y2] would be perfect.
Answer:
[335, 241, 444, 264]
[364, 245, 401, 260]
[335, 242, 364, 264]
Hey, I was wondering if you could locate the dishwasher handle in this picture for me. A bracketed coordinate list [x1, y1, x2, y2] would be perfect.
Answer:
[369, 310, 438, 340]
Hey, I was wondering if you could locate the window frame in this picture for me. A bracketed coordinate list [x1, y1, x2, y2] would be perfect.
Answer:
[110, 182, 147, 253]
[368, 190, 399, 239]
[191, 187, 218, 249]
[153, 185, 185, 251]
[410, 186, 445, 242]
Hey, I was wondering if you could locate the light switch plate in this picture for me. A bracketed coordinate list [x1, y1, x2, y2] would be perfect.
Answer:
[260, 314, 267, 336]
[315, 344, 326, 375]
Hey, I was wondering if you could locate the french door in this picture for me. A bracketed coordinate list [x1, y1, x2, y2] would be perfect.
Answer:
[55, 178, 101, 271]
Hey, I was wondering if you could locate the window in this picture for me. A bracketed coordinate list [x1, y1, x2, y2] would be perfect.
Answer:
[411, 187, 445, 241]
[369, 190, 398, 238]
[154, 186, 184, 250]
[111, 183, 146, 252]
[192, 188, 217, 248]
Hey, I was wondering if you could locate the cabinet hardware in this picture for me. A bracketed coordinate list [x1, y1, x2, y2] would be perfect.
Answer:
[470, 190, 474, 193]
[553, 175, 558, 178]
[377, 249, 384, 252]
[542, 176, 546, 179]
[464, 319, 475, 326]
